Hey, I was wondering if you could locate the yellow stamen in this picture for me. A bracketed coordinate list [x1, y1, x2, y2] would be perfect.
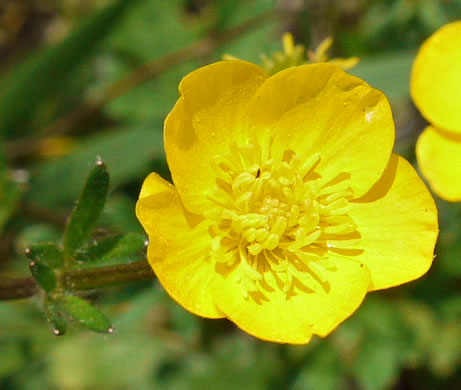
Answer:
[206, 139, 361, 298]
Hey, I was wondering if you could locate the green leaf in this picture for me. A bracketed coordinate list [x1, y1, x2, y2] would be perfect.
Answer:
[75, 233, 146, 264]
[350, 49, 416, 109]
[345, 297, 409, 390]
[44, 297, 67, 336]
[59, 295, 113, 333]
[63, 160, 109, 255]
[215, 0, 278, 64]
[398, 300, 436, 367]
[417, 0, 448, 32]
[104, 61, 199, 123]
[351, 338, 401, 390]
[101, 0, 204, 122]
[428, 321, 461, 376]
[0, 342, 25, 379]
[102, 194, 145, 234]
[0, 0, 139, 136]
[294, 342, 343, 390]
[0, 178, 20, 234]
[27, 125, 164, 206]
[0, 148, 21, 233]
[29, 261, 56, 293]
[25, 243, 64, 269]
[110, 0, 201, 60]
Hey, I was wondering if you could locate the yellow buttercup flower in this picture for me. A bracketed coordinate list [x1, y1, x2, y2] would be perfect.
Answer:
[411, 21, 461, 201]
[137, 60, 438, 344]
[225, 33, 359, 76]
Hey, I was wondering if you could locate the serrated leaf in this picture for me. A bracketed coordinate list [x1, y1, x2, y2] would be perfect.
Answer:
[63, 160, 109, 255]
[0, 0, 140, 136]
[29, 261, 56, 293]
[75, 233, 146, 264]
[59, 295, 113, 333]
[25, 243, 63, 269]
[44, 297, 67, 336]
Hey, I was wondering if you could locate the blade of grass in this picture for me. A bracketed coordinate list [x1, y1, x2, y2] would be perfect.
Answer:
[0, 0, 140, 137]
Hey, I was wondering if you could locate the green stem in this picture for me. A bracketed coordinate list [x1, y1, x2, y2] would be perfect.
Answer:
[62, 261, 154, 290]
[0, 260, 154, 301]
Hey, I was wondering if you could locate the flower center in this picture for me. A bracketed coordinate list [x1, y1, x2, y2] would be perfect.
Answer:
[205, 139, 361, 299]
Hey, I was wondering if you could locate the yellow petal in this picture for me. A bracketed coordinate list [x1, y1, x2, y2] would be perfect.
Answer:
[416, 126, 461, 202]
[245, 63, 395, 198]
[411, 21, 461, 134]
[212, 256, 370, 344]
[136, 173, 224, 318]
[164, 60, 269, 214]
[348, 155, 438, 291]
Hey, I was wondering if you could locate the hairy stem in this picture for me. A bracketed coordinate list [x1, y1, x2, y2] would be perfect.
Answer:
[0, 260, 154, 301]
[0, 276, 38, 300]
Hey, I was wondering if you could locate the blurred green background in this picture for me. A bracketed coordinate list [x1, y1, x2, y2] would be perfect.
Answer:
[1, 0, 461, 389]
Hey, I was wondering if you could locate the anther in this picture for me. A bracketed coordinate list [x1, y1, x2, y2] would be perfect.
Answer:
[248, 243, 263, 255]
[207, 142, 361, 298]
[243, 227, 257, 241]
[255, 228, 269, 242]
[241, 213, 268, 229]
[263, 233, 280, 250]
[235, 192, 253, 208]
[325, 191, 353, 203]
[232, 172, 255, 193]
[287, 205, 300, 227]
[271, 216, 288, 237]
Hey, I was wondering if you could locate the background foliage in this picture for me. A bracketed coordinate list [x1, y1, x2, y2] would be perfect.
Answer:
[1, 0, 461, 389]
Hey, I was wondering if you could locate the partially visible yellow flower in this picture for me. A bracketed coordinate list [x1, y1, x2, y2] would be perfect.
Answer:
[137, 60, 438, 344]
[307, 36, 359, 70]
[411, 21, 461, 201]
[224, 33, 359, 75]
[258, 32, 307, 75]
